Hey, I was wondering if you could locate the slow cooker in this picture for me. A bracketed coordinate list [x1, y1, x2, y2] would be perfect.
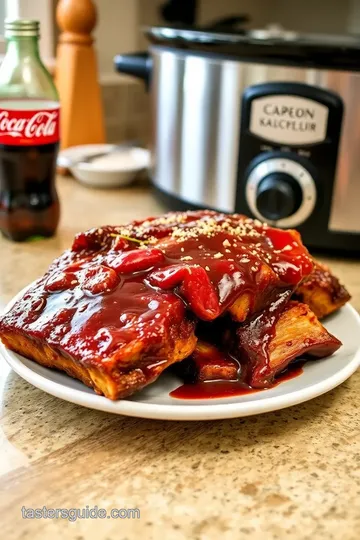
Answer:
[115, 27, 360, 252]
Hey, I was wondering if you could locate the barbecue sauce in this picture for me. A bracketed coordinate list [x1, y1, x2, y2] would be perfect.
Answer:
[170, 363, 304, 400]
[1, 211, 313, 389]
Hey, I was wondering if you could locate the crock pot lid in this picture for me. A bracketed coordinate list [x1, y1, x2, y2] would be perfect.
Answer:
[146, 26, 360, 69]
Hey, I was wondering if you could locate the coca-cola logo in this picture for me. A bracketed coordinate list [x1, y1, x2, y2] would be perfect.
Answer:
[0, 110, 58, 139]
[0, 106, 60, 145]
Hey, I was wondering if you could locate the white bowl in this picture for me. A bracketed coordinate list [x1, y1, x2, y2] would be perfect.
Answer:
[58, 144, 151, 188]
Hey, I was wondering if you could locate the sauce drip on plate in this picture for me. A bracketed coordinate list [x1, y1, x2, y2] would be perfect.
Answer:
[170, 363, 304, 400]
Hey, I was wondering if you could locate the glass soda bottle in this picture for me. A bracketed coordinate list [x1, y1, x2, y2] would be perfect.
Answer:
[0, 20, 60, 241]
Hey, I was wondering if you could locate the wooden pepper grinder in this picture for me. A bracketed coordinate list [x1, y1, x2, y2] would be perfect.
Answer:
[55, 0, 105, 150]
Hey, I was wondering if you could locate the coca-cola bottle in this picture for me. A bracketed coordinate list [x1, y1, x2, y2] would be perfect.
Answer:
[0, 20, 60, 241]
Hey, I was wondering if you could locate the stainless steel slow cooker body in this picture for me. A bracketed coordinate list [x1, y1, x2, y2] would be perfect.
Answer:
[115, 28, 360, 251]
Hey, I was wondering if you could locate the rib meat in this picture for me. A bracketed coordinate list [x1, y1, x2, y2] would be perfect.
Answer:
[0, 211, 345, 400]
[176, 303, 341, 388]
[294, 260, 351, 319]
[235, 301, 342, 388]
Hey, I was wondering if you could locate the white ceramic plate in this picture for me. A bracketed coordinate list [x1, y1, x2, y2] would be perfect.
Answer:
[1, 286, 359, 421]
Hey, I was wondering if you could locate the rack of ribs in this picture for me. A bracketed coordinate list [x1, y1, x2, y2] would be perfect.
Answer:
[0, 211, 349, 399]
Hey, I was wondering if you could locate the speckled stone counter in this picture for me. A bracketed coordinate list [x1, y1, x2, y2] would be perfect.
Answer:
[0, 177, 359, 540]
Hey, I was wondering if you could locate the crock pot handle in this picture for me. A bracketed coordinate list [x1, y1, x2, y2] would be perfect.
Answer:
[204, 14, 250, 31]
[114, 52, 152, 88]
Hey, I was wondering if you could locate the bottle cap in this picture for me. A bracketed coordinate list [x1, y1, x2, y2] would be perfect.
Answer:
[4, 20, 40, 38]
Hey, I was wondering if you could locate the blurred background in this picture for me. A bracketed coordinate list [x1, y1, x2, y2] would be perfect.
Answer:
[2, 0, 360, 147]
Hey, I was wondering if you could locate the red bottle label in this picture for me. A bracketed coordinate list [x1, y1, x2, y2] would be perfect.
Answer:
[0, 107, 60, 145]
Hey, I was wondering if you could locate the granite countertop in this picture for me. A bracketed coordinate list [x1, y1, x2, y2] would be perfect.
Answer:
[0, 177, 359, 540]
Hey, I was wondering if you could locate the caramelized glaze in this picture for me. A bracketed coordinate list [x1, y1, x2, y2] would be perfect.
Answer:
[0, 211, 313, 389]
[170, 363, 305, 400]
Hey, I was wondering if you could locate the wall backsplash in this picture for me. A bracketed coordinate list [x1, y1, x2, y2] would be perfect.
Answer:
[101, 78, 150, 145]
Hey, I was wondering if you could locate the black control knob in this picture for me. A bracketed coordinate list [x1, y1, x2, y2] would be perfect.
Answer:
[256, 172, 303, 221]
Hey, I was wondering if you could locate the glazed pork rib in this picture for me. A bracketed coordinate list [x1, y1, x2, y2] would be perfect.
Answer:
[0, 211, 347, 399]
[0, 255, 197, 400]
[176, 302, 341, 388]
[235, 300, 342, 387]
[112, 210, 349, 320]
[173, 341, 241, 383]
[294, 260, 351, 319]
[112, 210, 314, 321]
